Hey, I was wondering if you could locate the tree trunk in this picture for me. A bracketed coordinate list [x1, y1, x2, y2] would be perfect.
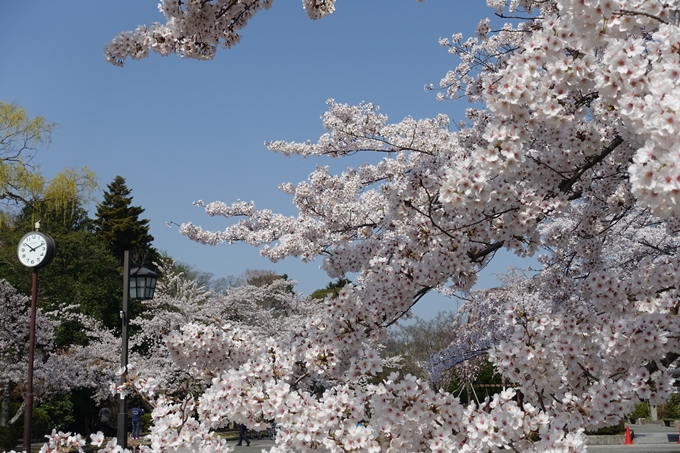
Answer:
[8, 402, 24, 426]
[0, 384, 8, 427]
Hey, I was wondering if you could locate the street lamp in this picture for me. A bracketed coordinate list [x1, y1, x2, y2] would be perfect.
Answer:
[117, 250, 158, 449]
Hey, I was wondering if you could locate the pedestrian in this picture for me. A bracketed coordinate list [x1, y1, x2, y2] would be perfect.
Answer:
[267, 422, 276, 440]
[236, 423, 250, 446]
[131, 406, 145, 440]
[98, 407, 111, 436]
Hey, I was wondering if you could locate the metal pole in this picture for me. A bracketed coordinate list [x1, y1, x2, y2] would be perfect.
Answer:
[23, 268, 38, 453]
[117, 251, 130, 449]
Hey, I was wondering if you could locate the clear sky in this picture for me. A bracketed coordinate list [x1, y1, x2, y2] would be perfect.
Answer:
[0, 1, 535, 319]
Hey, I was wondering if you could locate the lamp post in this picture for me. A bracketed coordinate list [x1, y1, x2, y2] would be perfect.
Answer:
[117, 250, 158, 449]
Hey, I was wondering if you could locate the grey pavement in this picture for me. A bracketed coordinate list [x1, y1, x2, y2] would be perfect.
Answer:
[227, 426, 680, 453]
[589, 445, 680, 452]
[588, 423, 680, 453]
[219, 424, 680, 452]
[231, 438, 276, 450]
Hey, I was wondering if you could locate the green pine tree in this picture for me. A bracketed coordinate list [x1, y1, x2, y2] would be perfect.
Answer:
[94, 176, 159, 268]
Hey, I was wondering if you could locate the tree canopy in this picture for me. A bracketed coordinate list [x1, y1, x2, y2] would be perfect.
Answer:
[94, 176, 158, 268]
[0, 102, 97, 227]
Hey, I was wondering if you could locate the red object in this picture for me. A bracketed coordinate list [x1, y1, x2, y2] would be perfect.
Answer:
[625, 425, 633, 445]
[677, 425, 680, 444]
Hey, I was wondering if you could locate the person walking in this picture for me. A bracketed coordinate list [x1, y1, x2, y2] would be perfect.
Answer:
[131, 406, 145, 440]
[236, 423, 250, 446]
[98, 407, 111, 436]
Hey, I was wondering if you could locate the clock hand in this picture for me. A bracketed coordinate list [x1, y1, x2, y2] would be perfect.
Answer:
[27, 244, 38, 252]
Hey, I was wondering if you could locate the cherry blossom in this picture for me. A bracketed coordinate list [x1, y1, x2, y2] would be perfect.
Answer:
[50, 0, 680, 452]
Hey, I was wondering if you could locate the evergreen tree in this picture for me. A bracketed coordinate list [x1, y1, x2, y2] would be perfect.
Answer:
[94, 176, 159, 268]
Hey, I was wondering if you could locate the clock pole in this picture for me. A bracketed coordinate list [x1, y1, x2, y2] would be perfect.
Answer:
[17, 226, 55, 453]
[22, 267, 38, 453]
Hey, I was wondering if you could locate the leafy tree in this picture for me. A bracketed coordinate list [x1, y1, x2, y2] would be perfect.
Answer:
[94, 175, 159, 268]
[448, 358, 505, 406]
[0, 101, 54, 210]
[39, 393, 75, 432]
[630, 402, 651, 419]
[661, 394, 680, 420]
[309, 278, 352, 300]
[0, 202, 122, 334]
[0, 102, 98, 226]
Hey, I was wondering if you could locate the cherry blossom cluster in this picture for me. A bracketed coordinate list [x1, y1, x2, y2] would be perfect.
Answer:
[0, 279, 120, 424]
[84, 0, 680, 451]
[104, 0, 341, 66]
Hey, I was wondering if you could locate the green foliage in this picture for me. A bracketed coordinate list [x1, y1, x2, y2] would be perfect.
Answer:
[141, 413, 153, 432]
[94, 176, 159, 268]
[0, 101, 54, 220]
[6, 403, 50, 441]
[661, 393, 680, 419]
[0, 206, 123, 335]
[0, 102, 99, 228]
[40, 393, 75, 431]
[310, 278, 352, 300]
[585, 419, 626, 435]
[31, 407, 51, 438]
[630, 401, 650, 419]
[31, 167, 99, 226]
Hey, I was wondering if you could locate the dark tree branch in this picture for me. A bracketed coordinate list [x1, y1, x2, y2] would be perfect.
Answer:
[558, 135, 624, 195]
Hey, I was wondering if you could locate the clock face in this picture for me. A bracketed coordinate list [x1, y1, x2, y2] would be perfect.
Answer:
[17, 232, 54, 268]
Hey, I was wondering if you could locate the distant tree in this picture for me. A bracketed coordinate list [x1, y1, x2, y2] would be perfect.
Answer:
[309, 278, 352, 300]
[0, 101, 98, 226]
[385, 312, 458, 392]
[0, 101, 54, 213]
[170, 260, 244, 294]
[240, 269, 293, 313]
[242, 269, 283, 287]
[94, 176, 159, 267]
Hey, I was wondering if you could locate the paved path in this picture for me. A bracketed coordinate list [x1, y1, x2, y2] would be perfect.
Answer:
[588, 423, 680, 453]
[223, 425, 680, 452]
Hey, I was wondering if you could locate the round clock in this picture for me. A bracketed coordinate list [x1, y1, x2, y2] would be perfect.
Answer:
[17, 231, 55, 268]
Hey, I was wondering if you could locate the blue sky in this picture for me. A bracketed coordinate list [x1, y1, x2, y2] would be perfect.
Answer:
[0, 1, 535, 319]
